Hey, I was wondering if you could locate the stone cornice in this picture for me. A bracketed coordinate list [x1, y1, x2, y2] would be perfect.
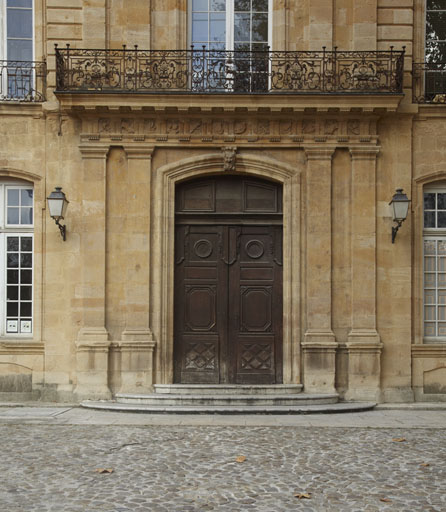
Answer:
[55, 92, 404, 114]
[412, 344, 446, 358]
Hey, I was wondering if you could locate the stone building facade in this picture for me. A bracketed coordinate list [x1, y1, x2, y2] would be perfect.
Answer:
[0, 0, 445, 403]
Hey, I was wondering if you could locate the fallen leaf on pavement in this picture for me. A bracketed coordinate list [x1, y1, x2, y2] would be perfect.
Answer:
[392, 437, 406, 442]
[235, 456, 246, 463]
[294, 493, 311, 499]
[95, 468, 114, 474]
[380, 498, 392, 503]
[420, 463, 430, 467]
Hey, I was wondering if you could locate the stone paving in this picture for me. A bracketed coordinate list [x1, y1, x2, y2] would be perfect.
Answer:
[0, 418, 445, 511]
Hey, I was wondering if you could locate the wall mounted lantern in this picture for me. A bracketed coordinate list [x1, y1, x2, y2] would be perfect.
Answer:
[389, 188, 410, 243]
[47, 187, 69, 241]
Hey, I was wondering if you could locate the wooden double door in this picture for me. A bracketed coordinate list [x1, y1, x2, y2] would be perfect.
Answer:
[174, 176, 283, 384]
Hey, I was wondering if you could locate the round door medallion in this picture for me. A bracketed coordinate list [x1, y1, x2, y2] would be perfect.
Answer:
[246, 240, 264, 259]
[194, 239, 213, 258]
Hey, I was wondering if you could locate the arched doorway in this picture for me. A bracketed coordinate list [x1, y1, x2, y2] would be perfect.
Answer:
[174, 175, 283, 384]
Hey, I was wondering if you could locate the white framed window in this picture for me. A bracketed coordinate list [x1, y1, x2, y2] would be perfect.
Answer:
[0, 0, 34, 99]
[423, 185, 446, 342]
[190, 0, 271, 52]
[0, 182, 33, 337]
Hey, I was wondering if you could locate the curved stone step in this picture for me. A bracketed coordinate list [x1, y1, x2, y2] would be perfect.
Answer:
[154, 384, 303, 395]
[80, 400, 376, 415]
[115, 392, 338, 406]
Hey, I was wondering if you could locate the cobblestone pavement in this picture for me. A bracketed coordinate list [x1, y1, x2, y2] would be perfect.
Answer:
[0, 423, 445, 511]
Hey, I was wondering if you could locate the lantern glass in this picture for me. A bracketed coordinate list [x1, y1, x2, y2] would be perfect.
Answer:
[47, 187, 69, 220]
[392, 199, 409, 222]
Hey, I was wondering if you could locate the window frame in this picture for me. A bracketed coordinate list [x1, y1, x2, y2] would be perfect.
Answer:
[0, 181, 34, 338]
[188, 0, 273, 51]
[423, 183, 446, 344]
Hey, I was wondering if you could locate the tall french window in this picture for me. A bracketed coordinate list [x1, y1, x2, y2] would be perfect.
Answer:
[424, 185, 446, 342]
[0, 183, 33, 336]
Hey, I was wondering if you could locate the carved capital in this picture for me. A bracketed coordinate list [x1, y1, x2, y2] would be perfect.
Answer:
[78, 144, 109, 159]
[124, 145, 155, 160]
[349, 146, 380, 161]
[304, 147, 335, 161]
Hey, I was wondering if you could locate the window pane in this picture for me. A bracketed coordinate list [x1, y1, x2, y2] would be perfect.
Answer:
[426, 11, 446, 42]
[7, 208, 19, 225]
[425, 273, 436, 286]
[7, 189, 19, 206]
[21, 189, 33, 206]
[425, 305, 436, 320]
[427, 1, 446, 10]
[438, 211, 446, 227]
[438, 322, 446, 335]
[21, 237, 32, 251]
[424, 192, 436, 210]
[234, 13, 250, 42]
[439, 240, 446, 254]
[7, 270, 19, 284]
[252, 0, 268, 11]
[425, 211, 436, 227]
[211, 0, 226, 11]
[235, 0, 250, 11]
[252, 13, 268, 42]
[20, 207, 33, 225]
[20, 286, 32, 300]
[425, 322, 436, 336]
[192, 13, 209, 42]
[425, 256, 436, 271]
[7, 0, 32, 6]
[210, 13, 226, 42]
[7, 9, 32, 39]
[7, 253, 19, 268]
[425, 289, 436, 304]
[6, 320, 18, 333]
[439, 256, 446, 271]
[20, 253, 32, 268]
[439, 289, 446, 304]
[20, 302, 32, 317]
[192, 0, 208, 10]
[7, 302, 18, 316]
[7, 39, 33, 61]
[439, 305, 446, 320]
[438, 193, 446, 209]
[7, 237, 19, 251]
[438, 273, 446, 286]
[425, 240, 437, 254]
[21, 269, 32, 284]
[7, 286, 18, 300]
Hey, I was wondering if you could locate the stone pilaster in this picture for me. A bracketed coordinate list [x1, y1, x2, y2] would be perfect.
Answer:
[346, 147, 383, 401]
[119, 145, 156, 394]
[74, 145, 111, 400]
[302, 148, 338, 393]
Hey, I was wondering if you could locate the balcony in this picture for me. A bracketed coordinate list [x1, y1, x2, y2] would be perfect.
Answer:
[56, 45, 404, 95]
[413, 62, 446, 104]
[54, 46, 405, 115]
[0, 60, 46, 102]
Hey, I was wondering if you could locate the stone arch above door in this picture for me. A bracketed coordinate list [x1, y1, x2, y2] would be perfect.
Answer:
[150, 152, 301, 385]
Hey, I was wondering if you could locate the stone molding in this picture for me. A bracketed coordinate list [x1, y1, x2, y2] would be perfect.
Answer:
[304, 147, 335, 160]
[0, 342, 44, 355]
[78, 145, 110, 159]
[349, 146, 381, 160]
[412, 344, 446, 358]
[123, 145, 155, 159]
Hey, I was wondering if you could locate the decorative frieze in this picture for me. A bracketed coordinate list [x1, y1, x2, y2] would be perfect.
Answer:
[80, 114, 379, 146]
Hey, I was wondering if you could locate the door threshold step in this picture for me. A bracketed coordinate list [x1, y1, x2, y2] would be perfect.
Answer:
[80, 401, 376, 415]
[115, 392, 338, 406]
[154, 384, 303, 395]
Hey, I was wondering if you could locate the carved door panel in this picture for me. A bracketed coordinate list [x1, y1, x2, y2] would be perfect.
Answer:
[174, 224, 282, 384]
[228, 226, 283, 384]
[174, 225, 228, 384]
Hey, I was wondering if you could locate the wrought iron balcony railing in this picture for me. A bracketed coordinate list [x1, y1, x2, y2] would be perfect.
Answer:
[413, 62, 446, 103]
[55, 45, 404, 95]
[0, 60, 46, 102]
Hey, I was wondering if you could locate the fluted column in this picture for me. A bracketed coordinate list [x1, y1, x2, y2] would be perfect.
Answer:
[75, 145, 111, 400]
[302, 148, 337, 393]
[119, 145, 156, 394]
[346, 146, 383, 401]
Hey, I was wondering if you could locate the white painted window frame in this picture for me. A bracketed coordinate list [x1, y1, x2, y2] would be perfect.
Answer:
[0, 182, 34, 338]
[423, 184, 446, 344]
[188, 0, 273, 51]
